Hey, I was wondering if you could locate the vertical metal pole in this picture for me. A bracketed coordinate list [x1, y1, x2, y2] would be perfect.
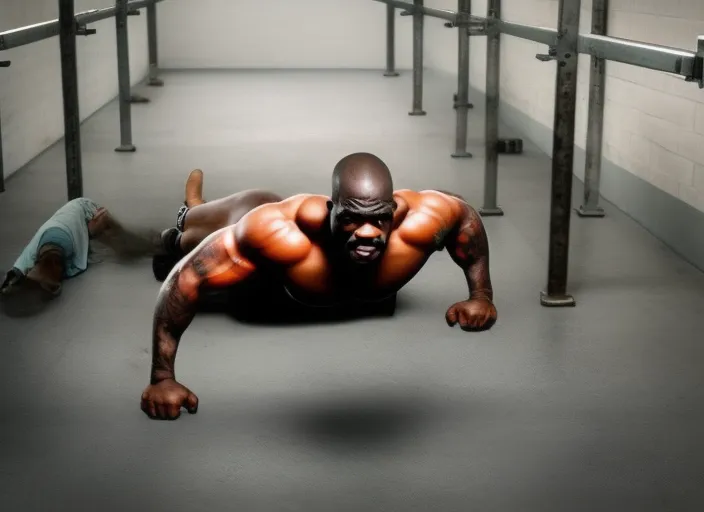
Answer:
[115, 0, 136, 152]
[699, 36, 704, 89]
[147, 0, 164, 86]
[577, 0, 607, 218]
[408, 0, 426, 116]
[384, 4, 399, 77]
[478, 0, 503, 216]
[0, 61, 8, 194]
[452, 0, 473, 158]
[58, 0, 84, 200]
[0, 102, 5, 193]
[540, 0, 582, 307]
[698, 36, 704, 89]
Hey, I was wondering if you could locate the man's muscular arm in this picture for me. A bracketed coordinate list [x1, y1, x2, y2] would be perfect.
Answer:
[141, 227, 256, 420]
[150, 227, 255, 384]
[432, 192, 497, 331]
[444, 201, 493, 303]
[142, 204, 314, 420]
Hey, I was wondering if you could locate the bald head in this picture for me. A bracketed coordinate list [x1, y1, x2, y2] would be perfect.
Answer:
[331, 153, 394, 206]
[327, 153, 397, 264]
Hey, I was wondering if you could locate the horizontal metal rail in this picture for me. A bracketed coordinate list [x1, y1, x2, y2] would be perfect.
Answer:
[492, 19, 699, 79]
[370, 2, 702, 82]
[578, 34, 697, 77]
[371, 0, 458, 23]
[0, 0, 162, 51]
[496, 20, 557, 46]
[76, 6, 118, 26]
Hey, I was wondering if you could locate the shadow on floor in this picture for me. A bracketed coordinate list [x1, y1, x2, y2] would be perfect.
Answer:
[196, 280, 411, 327]
[261, 392, 449, 453]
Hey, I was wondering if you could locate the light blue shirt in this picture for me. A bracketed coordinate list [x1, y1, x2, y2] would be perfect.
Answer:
[12, 197, 100, 278]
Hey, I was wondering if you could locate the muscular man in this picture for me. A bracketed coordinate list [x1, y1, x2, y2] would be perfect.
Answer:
[1, 197, 160, 317]
[141, 153, 497, 420]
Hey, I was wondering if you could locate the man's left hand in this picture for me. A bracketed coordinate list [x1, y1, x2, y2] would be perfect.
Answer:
[445, 298, 497, 331]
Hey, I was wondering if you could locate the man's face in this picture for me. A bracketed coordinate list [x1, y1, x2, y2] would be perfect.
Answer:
[329, 201, 395, 264]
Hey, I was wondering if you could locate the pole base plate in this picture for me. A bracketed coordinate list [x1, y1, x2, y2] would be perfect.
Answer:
[408, 110, 427, 116]
[115, 144, 136, 153]
[540, 291, 576, 307]
[384, 71, 400, 77]
[576, 205, 605, 218]
[451, 151, 473, 158]
[148, 77, 164, 87]
[478, 206, 504, 217]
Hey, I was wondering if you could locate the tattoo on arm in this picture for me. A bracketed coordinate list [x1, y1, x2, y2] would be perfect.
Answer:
[445, 204, 493, 302]
[150, 232, 252, 383]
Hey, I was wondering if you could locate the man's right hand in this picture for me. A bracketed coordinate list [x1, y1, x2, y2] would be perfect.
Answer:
[140, 379, 199, 420]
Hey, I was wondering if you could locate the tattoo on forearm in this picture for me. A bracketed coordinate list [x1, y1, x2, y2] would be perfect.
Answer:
[447, 205, 493, 301]
[151, 273, 195, 382]
[150, 239, 224, 382]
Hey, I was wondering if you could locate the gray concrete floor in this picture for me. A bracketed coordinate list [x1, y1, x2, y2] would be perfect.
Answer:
[1, 69, 703, 511]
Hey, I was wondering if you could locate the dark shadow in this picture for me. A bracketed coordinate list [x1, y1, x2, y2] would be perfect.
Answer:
[195, 278, 403, 326]
[0, 274, 59, 318]
[277, 394, 439, 451]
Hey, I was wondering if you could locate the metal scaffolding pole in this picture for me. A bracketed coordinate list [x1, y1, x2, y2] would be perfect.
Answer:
[0, 60, 9, 193]
[479, 0, 503, 216]
[409, 0, 426, 116]
[0, 1, 164, 51]
[58, 0, 84, 200]
[452, 0, 473, 158]
[384, 3, 400, 76]
[577, 0, 608, 218]
[0, 104, 4, 194]
[540, 0, 582, 307]
[115, 0, 136, 152]
[147, 1, 164, 86]
[372, 0, 458, 24]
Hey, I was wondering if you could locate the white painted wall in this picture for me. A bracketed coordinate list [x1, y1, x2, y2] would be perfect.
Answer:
[0, 0, 149, 181]
[5, 0, 704, 214]
[425, 0, 704, 213]
[156, 0, 413, 70]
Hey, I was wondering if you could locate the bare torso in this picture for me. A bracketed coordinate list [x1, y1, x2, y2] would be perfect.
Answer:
[219, 189, 464, 307]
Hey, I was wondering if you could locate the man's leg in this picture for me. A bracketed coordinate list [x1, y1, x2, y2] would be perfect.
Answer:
[177, 190, 283, 253]
[153, 190, 283, 282]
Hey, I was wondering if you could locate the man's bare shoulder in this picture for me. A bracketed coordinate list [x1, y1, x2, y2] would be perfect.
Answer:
[395, 189, 465, 223]
[233, 194, 327, 264]
[294, 194, 330, 235]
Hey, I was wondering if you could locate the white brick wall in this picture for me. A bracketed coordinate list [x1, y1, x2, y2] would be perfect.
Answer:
[426, 0, 704, 213]
[0, 0, 149, 181]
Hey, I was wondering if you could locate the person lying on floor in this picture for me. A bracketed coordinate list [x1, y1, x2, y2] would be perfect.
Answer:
[0, 197, 161, 317]
[141, 152, 498, 420]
